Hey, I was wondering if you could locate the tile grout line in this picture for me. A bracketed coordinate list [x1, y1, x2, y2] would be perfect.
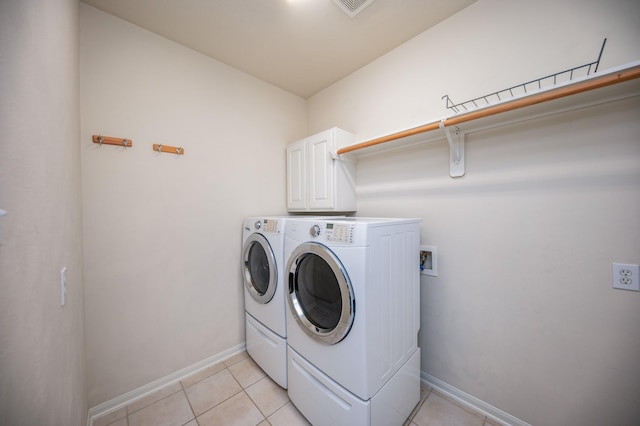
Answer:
[180, 363, 225, 389]
[126, 385, 184, 417]
[269, 401, 299, 425]
[190, 388, 246, 421]
[242, 378, 289, 421]
[417, 388, 491, 426]
[125, 385, 191, 426]
[179, 379, 198, 424]
[407, 387, 432, 424]
[241, 389, 268, 425]
[228, 365, 270, 423]
[430, 388, 489, 419]
[187, 367, 247, 421]
[243, 388, 270, 419]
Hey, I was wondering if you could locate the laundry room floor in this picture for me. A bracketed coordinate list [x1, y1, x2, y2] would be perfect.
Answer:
[92, 351, 500, 426]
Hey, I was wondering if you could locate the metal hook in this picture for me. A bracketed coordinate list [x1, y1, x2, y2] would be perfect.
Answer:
[122, 138, 128, 147]
[176, 147, 182, 156]
[156, 144, 163, 153]
[98, 136, 104, 146]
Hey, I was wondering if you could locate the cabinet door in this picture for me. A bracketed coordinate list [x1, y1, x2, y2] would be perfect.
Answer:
[307, 131, 334, 210]
[286, 139, 307, 210]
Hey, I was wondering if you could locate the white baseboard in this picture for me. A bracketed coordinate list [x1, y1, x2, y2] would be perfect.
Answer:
[421, 372, 531, 426]
[86, 343, 246, 426]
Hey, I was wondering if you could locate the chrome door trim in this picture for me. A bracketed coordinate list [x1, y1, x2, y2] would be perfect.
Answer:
[242, 233, 277, 304]
[287, 242, 355, 345]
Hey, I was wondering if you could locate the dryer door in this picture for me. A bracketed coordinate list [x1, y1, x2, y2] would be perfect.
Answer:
[242, 233, 277, 304]
[287, 242, 355, 345]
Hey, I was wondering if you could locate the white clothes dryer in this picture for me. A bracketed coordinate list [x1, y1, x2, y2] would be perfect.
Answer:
[284, 218, 422, 426]
[242, 216, 289, 388]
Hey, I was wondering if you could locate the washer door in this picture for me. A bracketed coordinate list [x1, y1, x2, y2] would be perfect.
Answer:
[287, 242, 355, 345]
[243, 233, 277, 304]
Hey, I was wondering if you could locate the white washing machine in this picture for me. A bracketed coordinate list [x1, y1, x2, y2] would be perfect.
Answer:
[284, 217, 422, 426]
[242, 216, 289, 388]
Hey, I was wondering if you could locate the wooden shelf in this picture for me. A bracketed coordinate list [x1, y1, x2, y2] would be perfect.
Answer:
[336, 61, 640, 176]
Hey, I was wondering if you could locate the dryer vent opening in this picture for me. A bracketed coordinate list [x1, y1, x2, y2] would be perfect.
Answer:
[332, 0, 376, 17]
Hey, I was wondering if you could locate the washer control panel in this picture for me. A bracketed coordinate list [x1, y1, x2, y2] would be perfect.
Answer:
[287, 220, 364, 246]
[325, 222, 354, 244]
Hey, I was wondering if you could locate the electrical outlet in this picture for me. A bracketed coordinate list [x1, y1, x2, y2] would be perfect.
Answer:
[420, 245, 438, 276]
[612, 263, 639, 292]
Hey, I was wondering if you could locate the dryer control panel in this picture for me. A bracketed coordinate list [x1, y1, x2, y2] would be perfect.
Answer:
[253, 219, 280, 234]
[262, 219, 279, 233]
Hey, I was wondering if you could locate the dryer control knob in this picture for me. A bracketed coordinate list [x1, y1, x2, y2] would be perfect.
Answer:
[310, 224, 321, 237]
[254, 221, 262, 230]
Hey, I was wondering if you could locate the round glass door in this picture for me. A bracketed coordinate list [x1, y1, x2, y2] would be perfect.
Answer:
[242, 233, 277, 303]
[287, 242, 355, 345]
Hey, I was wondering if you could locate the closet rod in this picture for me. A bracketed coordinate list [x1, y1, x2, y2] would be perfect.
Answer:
[336, 64, 640, 156]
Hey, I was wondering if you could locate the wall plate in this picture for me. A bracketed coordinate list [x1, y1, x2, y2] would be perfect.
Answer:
[420, 245, 438, 276]
[612, 263, 639, 291]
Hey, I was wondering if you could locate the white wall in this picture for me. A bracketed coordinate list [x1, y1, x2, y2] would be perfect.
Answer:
[308, 0, 640, 425]
[0, 0, 87, 425]
[79, 4, 306, 406]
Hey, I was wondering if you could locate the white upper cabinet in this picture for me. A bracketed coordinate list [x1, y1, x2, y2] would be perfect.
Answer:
[286, 138, 307, 211]
[286, 128, 356, 212]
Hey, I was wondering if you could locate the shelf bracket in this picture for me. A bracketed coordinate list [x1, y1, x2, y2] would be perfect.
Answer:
[439, 121, 464, 177]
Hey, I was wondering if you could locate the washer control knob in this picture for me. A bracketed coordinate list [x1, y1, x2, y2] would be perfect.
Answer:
[310, 224, 321, 237]
[254, 221, 262, 230]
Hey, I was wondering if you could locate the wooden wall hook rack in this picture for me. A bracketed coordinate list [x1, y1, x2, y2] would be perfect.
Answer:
[92, 135, 133, 147]
[153, 144, 185, 155]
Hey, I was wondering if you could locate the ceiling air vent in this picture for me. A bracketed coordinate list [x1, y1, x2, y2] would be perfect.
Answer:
[332, 0, 376, 18]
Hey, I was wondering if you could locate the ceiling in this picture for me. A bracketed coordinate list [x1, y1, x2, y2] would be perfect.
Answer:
[82, 0, 477, 98]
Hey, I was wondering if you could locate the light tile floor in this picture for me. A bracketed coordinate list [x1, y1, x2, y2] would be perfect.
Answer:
[93, 351, 501, 426]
